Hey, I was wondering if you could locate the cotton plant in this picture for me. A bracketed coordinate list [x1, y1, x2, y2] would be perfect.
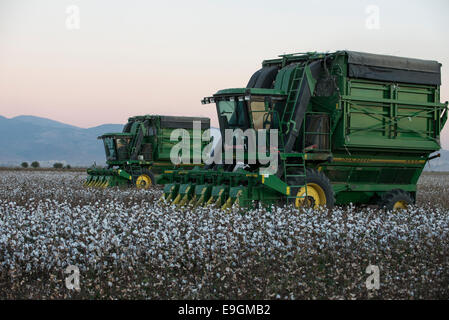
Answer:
[0, 171, 448, 299]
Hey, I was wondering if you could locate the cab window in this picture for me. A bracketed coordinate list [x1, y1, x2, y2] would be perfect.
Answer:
[218, 100, 248, 128]
[250, 99, 271, 130]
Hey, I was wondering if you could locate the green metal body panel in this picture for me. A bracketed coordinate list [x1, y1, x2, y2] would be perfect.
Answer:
[160, 51, 448, 208]
[159, 168, 289, 208]
[307, 52, 445, 204]
[86, 115, 210, 187]
[216, 88, 287, 96]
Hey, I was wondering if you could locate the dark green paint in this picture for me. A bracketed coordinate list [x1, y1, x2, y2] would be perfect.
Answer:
[162, 51, 448, 207]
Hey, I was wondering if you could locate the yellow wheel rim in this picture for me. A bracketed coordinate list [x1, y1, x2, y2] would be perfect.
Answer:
[295, 183, 326, 209]
[393, 200, 408, 210]
[136, 174, 152, 189]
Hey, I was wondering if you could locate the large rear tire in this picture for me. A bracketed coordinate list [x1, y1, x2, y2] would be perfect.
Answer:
[379, 189, 413, 211]
[135, 169, 155, 189]
[287, 168, 335, 209]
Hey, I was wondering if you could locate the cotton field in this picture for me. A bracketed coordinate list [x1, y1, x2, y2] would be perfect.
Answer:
[0, 170, 448, 299]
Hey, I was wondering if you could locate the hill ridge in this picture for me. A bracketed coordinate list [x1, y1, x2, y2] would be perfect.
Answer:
[0, 115, 123, 166]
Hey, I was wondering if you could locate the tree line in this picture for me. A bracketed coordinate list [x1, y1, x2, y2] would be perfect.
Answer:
[20, 162, 72, 169]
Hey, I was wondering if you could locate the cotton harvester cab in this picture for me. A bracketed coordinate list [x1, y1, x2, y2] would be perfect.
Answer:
[159, 51, 448, 210]
[85, 115, 210, 188]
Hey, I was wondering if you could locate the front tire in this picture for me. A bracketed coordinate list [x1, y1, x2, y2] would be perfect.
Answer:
[287, 168, 335, 209]
[135, 169, 155, 189]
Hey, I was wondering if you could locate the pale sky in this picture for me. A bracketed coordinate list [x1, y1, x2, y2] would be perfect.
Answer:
[0, 0, 448, 148]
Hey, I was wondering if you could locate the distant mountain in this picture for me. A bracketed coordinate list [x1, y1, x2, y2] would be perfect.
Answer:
[0, 115, 123, 166]
[11, 115, 79, 129]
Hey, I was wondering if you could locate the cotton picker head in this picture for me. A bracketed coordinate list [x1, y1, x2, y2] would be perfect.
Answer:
[158, 88, 294, 210]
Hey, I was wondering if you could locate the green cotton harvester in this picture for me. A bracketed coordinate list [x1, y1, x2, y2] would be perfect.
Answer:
[85, 115, 210, 188]
[159, 51, 448, 210]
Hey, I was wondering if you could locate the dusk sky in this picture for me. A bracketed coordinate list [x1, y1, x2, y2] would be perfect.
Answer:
[0, 0, 448, 148]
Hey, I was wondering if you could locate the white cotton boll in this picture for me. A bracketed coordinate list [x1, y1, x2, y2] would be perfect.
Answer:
[1, 171, 448, 297]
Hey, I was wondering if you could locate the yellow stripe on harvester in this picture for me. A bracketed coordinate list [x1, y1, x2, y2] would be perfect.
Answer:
[333, 158, 426, 165]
